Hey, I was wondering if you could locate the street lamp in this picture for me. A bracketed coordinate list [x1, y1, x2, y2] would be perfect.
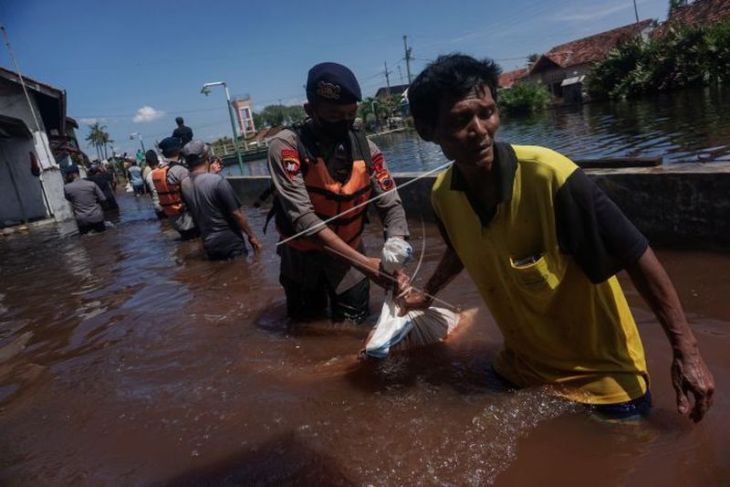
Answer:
[201, 81, 246, 174]
[129, 132, 145, 152]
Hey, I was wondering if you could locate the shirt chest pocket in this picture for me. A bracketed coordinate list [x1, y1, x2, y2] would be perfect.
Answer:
[508, 253, 560, 293]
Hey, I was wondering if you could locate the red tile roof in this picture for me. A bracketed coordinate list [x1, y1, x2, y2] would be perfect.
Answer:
[531, 20, 654, 73]
[653, 0, 730, 38]
[498, 68, 528, 88]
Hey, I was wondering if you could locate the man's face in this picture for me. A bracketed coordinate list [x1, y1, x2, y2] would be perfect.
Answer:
[432, 86, 500, 172]
[306, 101, 358, 140]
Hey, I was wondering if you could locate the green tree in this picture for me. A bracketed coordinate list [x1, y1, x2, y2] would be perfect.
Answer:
[498, 82, 551, 114]
[84, 122, 110, 161]
[255, 104, 307, 128]
[587, 19, 730, 100]
[357, 95, 405, 132]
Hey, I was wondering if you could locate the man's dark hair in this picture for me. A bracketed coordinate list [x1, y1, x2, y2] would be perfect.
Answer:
[176, 117, 184, 125]
[145, 150, 159, 167]
[161, 147, 180, 158]
[185, 155, 207, 168]
[408, 54, 501, 138]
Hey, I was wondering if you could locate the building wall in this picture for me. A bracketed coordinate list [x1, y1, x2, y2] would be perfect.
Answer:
[227, 162, 730, 249]
[0, 78, 73, 222]
[0, 136, 48, 225]
[232, 98, 256, 137]
[527, 63, 592, 97]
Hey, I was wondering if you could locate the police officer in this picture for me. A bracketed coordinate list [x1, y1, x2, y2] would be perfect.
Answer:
[267, 62, 409, 323]
[152, 137, 198, 239]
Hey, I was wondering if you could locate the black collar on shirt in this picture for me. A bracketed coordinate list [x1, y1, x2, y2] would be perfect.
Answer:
[449, 142, 517, 227]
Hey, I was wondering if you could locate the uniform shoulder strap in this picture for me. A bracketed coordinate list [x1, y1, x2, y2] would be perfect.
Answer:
[293, 125, 317, 169]
[348, 127, 374, 173]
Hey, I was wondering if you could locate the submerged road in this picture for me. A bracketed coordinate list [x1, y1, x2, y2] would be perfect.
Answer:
[0, 192, 729, 485]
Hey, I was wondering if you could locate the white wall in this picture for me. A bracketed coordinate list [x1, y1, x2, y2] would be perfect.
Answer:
[0, 77, 73, 223]
[0, 136, 48, 225]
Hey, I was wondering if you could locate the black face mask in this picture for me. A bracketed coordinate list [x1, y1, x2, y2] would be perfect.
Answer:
[314, 116, 353, 141]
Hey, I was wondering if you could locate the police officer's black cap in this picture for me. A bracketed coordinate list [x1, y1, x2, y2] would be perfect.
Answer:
[63, 163, 80, 175]
[159, 136, 182, 155]
[306, 62, 362, 105]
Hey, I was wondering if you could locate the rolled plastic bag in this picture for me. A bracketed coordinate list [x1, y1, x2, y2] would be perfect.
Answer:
[364, 237, 465, 358]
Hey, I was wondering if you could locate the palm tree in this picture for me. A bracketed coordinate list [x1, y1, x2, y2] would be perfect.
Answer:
[100, 131, 113, 159]
[84, 123, 113, 161]
[85, 122, 103, 160]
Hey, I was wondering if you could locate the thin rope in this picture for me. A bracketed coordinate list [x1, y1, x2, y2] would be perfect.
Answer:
[323, 244, 460, 312]
[410, 215, 426, 281]
[276, 160, 453, 246]
[1, 25, 55, 216]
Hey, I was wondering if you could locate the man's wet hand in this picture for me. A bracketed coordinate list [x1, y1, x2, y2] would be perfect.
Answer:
[393, 269, 411, 298]
[248, 235, 263, 253]
[364, 257, 391, 289]
[672, 346, 715, 422]
[396, 289, 433, 316]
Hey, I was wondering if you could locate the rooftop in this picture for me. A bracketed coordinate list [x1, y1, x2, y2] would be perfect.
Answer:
[530, 19, 654, 74]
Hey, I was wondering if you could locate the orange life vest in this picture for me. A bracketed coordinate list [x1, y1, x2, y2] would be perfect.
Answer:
[151, 166, 183, 217]
[277, 128, 373, 252]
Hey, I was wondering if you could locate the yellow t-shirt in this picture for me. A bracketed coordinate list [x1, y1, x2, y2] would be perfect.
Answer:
[432, 144, 648, 404]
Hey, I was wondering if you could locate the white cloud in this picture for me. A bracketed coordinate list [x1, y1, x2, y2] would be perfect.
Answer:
[133, 105, 165, 123]
[79, 117, 103, 125]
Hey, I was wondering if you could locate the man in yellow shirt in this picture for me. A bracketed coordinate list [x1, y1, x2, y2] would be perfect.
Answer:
[401, 54, 714, 421]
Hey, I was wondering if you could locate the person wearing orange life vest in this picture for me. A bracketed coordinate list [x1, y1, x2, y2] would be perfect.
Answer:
[267, 62, 410, 323]
[152, 137, 199, 240]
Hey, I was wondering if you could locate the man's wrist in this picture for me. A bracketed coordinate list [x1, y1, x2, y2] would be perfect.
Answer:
[672, 338, 699, 358]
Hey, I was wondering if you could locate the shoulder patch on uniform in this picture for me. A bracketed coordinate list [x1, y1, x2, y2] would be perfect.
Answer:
[371, 152, 394, 191]
[281, 148, 301, 180]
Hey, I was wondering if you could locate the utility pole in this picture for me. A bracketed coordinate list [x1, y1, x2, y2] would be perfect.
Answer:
[633, 0, 639, 23]
[384, 61, 391, 95]
[397, 65, 404, 83]
[403, 35, 413, 84]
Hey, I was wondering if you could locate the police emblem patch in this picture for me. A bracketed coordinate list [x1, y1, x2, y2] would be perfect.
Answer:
[371, 152, 394, 191]
[281, 149, 301, 180]
[316, 81, 341, 100]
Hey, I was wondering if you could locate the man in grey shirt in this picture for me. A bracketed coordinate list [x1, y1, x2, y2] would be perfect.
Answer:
[180, 141, 262, 259]
[63, 164, 107, 234]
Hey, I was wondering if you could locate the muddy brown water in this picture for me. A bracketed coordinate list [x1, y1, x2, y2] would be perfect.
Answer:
[0, 193, 728, 486]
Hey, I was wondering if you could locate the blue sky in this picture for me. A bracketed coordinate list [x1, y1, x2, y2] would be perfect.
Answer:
[1, 0, 672, 155]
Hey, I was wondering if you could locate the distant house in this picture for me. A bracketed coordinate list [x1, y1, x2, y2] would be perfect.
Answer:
[0, 67, 73, 227]
[373, 83, 410, 118]
[526, 20, 655, 103]
[374, 84, 409, 99]
[498, 68, 528, 89]
[653, 0, 730, 38]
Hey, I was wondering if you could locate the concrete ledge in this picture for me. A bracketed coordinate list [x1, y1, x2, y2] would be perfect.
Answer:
[228, 162, 730, 249]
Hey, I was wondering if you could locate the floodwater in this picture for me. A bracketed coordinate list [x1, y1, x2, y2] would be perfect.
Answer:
[0, 193, 728, 486]
[225, 85, 730, 177]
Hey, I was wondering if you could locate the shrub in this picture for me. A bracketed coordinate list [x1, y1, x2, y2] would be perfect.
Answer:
[498, 82, 551, 114]
[587, 18, 730, 100]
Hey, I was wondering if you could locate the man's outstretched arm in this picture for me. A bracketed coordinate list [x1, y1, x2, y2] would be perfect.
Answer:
[400, 245, 464, 311]
[626, 247, 715, 422]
